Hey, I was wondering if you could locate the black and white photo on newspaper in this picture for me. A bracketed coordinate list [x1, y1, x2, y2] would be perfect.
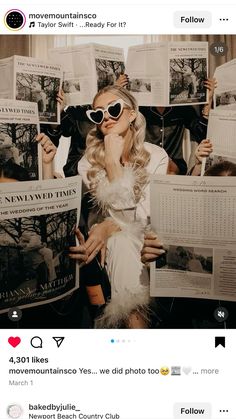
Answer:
[126, 41, 208, 106]
[0, 99, 41, 180]
[169, 57, 207, 105]
[0, 55, 62, 124]
[95, 57, 125, 90]
[168, 42, 208, 105]
[0, 177, 81, 313]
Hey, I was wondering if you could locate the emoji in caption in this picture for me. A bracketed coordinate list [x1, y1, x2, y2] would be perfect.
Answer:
[160, 366, 170, 376]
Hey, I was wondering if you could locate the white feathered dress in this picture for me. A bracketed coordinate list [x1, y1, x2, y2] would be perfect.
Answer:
[78, 142, 168, 327]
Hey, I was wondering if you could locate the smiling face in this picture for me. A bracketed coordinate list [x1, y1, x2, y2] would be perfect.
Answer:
[94, 92, 136, 137]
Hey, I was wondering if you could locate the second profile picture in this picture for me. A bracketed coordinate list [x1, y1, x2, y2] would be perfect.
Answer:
[7, 404, 23, 418]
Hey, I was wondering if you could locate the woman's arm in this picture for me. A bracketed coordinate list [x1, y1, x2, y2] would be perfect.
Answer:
[104, 133, 124, 181]
[92, 134, 138, 212]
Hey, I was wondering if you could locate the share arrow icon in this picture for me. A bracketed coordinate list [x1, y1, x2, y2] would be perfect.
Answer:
[52, 337, 65, 348]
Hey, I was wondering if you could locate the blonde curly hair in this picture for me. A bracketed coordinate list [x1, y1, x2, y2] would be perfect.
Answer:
[85, 85, 150, 202]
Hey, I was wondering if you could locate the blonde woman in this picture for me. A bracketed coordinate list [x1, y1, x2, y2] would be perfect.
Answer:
[69, 86, 168, 328]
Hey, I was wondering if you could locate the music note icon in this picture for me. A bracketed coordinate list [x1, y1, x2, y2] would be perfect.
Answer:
[29, 22, 35, 28]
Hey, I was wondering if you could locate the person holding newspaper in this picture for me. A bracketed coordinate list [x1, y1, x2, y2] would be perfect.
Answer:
[141, 139, 236, 262]
[141, 150, 236, 328]
[118, 74, 216, 174]
[69, 85, 168, 328]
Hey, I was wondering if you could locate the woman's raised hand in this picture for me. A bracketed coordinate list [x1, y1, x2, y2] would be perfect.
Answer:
[115, 74, 129, 88]
[104, 134, 125, 164]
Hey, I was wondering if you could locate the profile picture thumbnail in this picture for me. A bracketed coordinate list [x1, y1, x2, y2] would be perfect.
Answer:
[4, 10, 26, 31]
[7, 404, 23, 418]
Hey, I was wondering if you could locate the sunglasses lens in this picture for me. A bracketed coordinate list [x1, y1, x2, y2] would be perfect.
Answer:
[108, 102, 122, 118]
[89, 109, 104, 124]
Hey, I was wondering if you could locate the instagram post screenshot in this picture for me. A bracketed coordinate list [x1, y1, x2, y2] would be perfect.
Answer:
[0, 0, 236, 418]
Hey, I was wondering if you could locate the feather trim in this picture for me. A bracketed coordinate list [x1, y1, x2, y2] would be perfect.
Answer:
[94, 166, 137, 211]
[95, 288, 151, 329]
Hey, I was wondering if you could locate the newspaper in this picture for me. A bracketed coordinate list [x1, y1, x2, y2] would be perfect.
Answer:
[126, 41, 208, 106]
[0, 55, 62, 124]
[50, 43, 125, 106]
[0, 99, 41, 180]
[214, 58, 236, 110]
[205, 109, 236, 169]
[0, 177, 82, 313]
[150, 175, 236, 301]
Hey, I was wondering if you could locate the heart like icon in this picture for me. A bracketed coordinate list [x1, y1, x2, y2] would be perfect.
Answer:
[8, 336, 21, 348]
[182, 366, 192, 375]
